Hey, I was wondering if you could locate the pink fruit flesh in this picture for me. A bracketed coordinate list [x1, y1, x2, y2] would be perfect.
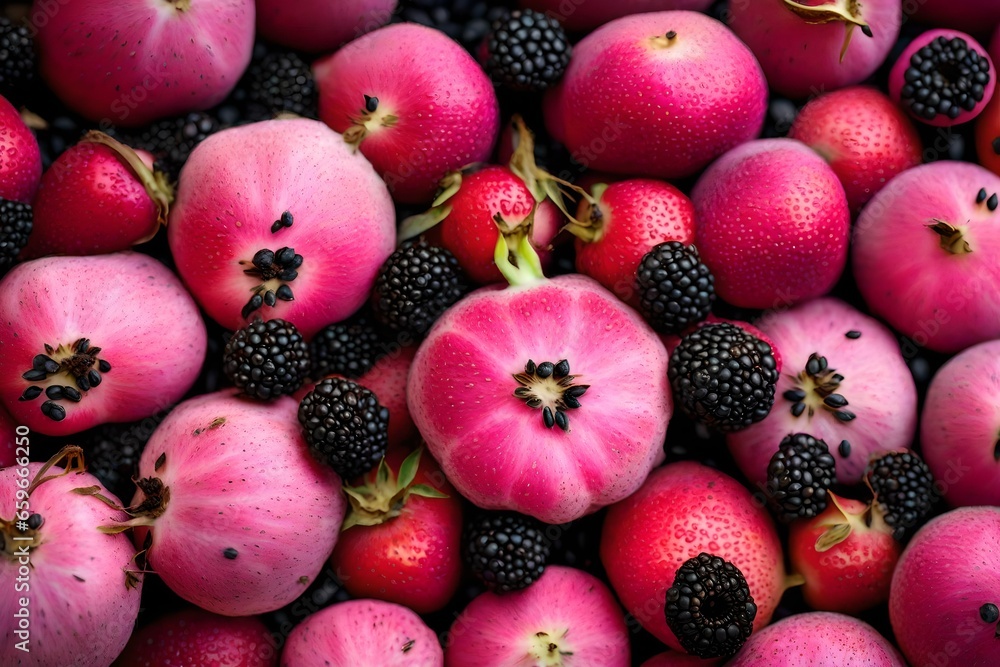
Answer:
[255, 0, 396, 52]
[0, 94, 42, 204]
[519, 0, 713, 32]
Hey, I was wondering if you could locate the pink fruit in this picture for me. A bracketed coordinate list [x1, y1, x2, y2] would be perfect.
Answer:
[445, 565, 629, 667]
[550, 11, 767, 180]
[890, 507, 1000, 667]
[691, 139, 850, 309]
[280, 599, 443, 666]
[974, 83, 1000, 176]
[727, 297, 918, 485]
[788, 86, 922, 212]
[0, 449, 142, 667]
[727, 611, 906, 666]
[0, 405, 15, 468]
[0, 252, 206, 436]
[920, 339, 1000, 507]
[168, 118, 396, 339]
[315, 23, 500, 204]
[852, 161, 1000, 353]
[519, 0, 713, 32]
[0, 94, 41, 204]
[34, 0, 255, 127]
[641, 651, 721, 667]
[600, 461, 788, 653]
[120, 390, 346, 616]
[255, 0, 396, 53]
[910, 0, 1000, 35]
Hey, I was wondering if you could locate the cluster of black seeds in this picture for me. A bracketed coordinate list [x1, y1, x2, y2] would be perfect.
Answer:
[636, 241, 715, 335]
[865, 450, 938, 539]
[222, 318, 310, 400]
[465, 512, 551, 592]
[899, 35, 992, 121]
[765, 433, 837, 523]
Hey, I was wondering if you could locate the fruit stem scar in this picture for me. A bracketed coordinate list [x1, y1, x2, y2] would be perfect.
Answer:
[780, 0, 871, 63]
[927, 219, 973, 255]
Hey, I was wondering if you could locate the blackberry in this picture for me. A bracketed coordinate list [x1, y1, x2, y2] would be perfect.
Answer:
[245, 50, 318, 118]
[765, 433, 836, 523]
[0, 197, 31, 275]
[223, 318, 311, 400]
[668, 322, 778, 432]
[464, 512, 551, 592]
[298, 378, 389, 480]
[636, 241, 715, 335]
[0, 17, 35, 103]
[309, 312, 383, 380]
[79, 418, 159, 503]
[485, 9, 571, 92]
[865, 450, 938, 538]
[121, 111, 222, 180]
[372, 241, 469, 338]
[664, 553, 757, 659]
[397, 0, 514, 54]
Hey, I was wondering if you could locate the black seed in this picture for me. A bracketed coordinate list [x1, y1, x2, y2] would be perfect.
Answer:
[977, 187, 989, 203]
[155, 452, 166, 471]
[831, 374, 845, 383]
[45, 385, 63, 400]
[41, 401, 66, 421]
[364, 94, 379, 112]
[223, 547, 239, 560]
[76, 375, 90, 392]
[861, 24, 873, 38]
[806, 356, 821, 375]
[76, 338, 90, 352]
[21, 369, 48, 381]
[839, 440, 852, 457]
[31, 354, 51, 370]
[242, 293, 264, 319]
[553, 359, 570, 378]
[275, 247, 296, 265]
[845, 330, 862, 339]
[791, 402, 806, 417]
[823, 394, 849, 408]
[783, 388, 807, 402]
[554, 409, 568, 431]
[525, 360, 536, 374]
[19, 386, 42, 401]
[26, 513, 43, 530]
[270, 219, 283, 233]
[536, 361, 554, 378]
[988, 194, 998, 211]
[833, 410, 856, 422]
[263, 290, 277, 307]
[564, 385, 588, 399]
[275, 284, 294, 301]
[252, 248, 274, 269]
[281, 211, 293, 226]
[542, 405, 555, 428]
[980, 603, 1000, 623]
[98, 359, 112, 373]
[562, 395, 581, 409]
[88, 370, 101, 387]
[62, 386, 81, 402]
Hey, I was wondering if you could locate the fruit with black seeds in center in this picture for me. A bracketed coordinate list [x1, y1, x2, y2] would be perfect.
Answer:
[865, 450, 938, 539]
[464, 511, 551, 592]
[0, 197, 31, 276]
[485, 9, 571, 92]
[636, 241, 715, 335]
[223, 318, 311, 400]
[766, 433, 837, 523]
[309, 311, 383, 380]
[0, 16, 35, 104]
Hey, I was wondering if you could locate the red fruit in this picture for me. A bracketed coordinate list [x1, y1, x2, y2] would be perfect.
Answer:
[114, 606, 278, 666]
[0, 94, 42, 204]
[0, 405, 15, 468]
[974, 90, 1000, 176]
[330, 446, 463, 614]
[788, 493, 901, 614]
[789, 86, 922, 212]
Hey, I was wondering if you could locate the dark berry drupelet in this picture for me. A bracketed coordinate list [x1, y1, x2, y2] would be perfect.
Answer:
[245, 50, 318, 118]
[665, 553, 757, 659]
[118, 111, 222, 180]
[636, 241, 715, 335]
[668, 322, 779, 432]
[465, 512, 551, 592]
[766, 433, 837, 523]
[865, 450, 938, 539]
[223, 318, 311, 400]
[485, 9, 571, 92]
[0, 197, 31, 275]
[298, 378, 389, 481]
[79, 418, 161, 503]
[372, 240, 469, 338]
[397, 0, 514, 54]
[0, 17, 35, 103]
[309, 312, 383, 380]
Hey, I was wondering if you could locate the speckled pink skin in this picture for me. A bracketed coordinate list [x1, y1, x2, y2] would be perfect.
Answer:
[315, 24, 500, 204]
[281, 599, 442, 666]
[0, 252, 206, 437]
[168, 119, 395, 339]
[728, 0, 902, 100]
[920, 340, 1000, 507]
[853, 161, 1000, 353]
[130, 391, 345, 616]
[692, 139, 850, 309]
[550, 11, 767, 180]
[34, 0, 254, 127]
[519, 0, 713, 31]
[727, 297, 917, 486]
[445, 566, 629, 667]
[408, 274, 671, 525]
[255, 0, 395, 52]
[890, 507, 1000, 667]
[911, 0, 1000, 34]
[0, 464, 142, 667]
[0, 95, 41, 204]
[727, 612, 906, 666]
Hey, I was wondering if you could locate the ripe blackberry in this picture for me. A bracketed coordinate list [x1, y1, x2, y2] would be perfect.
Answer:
[245, 50, 318, 118]
[223, 318, 311, 400]
[309, 312, 383, 380]
[464, 512, 551, 592]
[865, 450, 938, 538]
[636, 241, 715, 335]
[122, 111, 222, 180]
[0, 197, 31, 275]
[79, 418, 160, 503]
[397, 0, 514, 54]
[665, 553, 757, 659]
[298, 378, 389, 481]
[668, 322, 778, 432]
[485, 9, 571, 92]
[0, 17, 35, 103]
[372, 240, 469, 338]
[765, 433, 836, 523]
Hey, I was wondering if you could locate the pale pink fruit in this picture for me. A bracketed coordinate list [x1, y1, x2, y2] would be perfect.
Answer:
[728, 0, 902, 99]
[255, 0, 396, 53]
[445, 566, 629, 667]
[910, 0, 1000, 35]
[727, 297, 918, 485]
[34, 0, 255, 127]
[281, 599, 443, 666]
[122, 390, 346, 616]
[920, 339, 1000, 507]
[727, 611, 906, 666]
[315, 23, 500, 204]
[0, 252, 206, 437]
[550, 11, 767, 180]
[890, 507, 1000, 667]
[692, 139, 850, 309]
[852, 161, 1000, 353]
[0, 94, 41, 204]
[519, 0, 713, 32]
[168, 119, 396, 339]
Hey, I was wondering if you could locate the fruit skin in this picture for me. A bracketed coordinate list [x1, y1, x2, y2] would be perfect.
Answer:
[167, 119, 396, 340]
[0, 252, 207, 437]
[314, 23, 500, 204]
[973, 78, 1000, 177]
[852, 161, 1000, 353]
[34, 0, 255, 127]
[407, 273, 671, 525]
[114, 606, 279, 666]
[726, 611, 906, 666]
[550, 11, 767, 180]
[691, 138, 850, 310]
[0, 404, 14, 468]
[444, 565, 630, 667]
[640, 651, 721, 667]
[0, 94, 41, 204]
[920, 339, 1000, 507]
[910, 0, 1000, 35]
[518, 0, 713, 32]
[600, 461, 787, 652]
[788, 86, 922, 213]
[280, 598, 444, 666]
[889, 507, 1000, 667]
[255, 0, 396, 53]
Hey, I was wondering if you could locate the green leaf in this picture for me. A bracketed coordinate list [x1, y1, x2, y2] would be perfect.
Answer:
[397, 448, 423, 490]
[398, 205, 453, 243]
[407, 484, 449, 500]
[376, 457, 391, 486]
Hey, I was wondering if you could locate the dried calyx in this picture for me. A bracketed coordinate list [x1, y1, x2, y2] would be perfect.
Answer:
[19, 338, 113, 422]
[781, 0, 873, 63]
[782, 352, 856, 423]
[513, 359, 590, 432]
[340, 447, 447, 531]
[343, 94, 398, 148]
